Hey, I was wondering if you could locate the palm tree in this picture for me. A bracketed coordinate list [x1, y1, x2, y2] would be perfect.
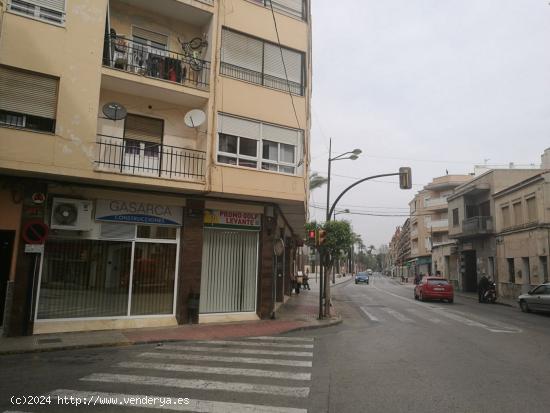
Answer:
[309, 172, 328, 191]
[368, 245, 375, 255]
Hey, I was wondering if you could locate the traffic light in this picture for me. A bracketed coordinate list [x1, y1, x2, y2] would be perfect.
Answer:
[307, 229, 316, 243]
[318, 229, 327, 246]
[399, 167, 412, 189]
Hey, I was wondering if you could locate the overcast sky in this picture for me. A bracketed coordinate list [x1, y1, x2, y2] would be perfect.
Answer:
[308, 0, 550, 248]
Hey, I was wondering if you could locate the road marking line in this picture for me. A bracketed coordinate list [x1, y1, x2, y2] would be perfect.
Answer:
[117, 361, 311, 381]
[371, 283, 521, 333]
[359, 306, 380, 322]
[381, 308, 415, 323]
[81, 373, 310, 398]
[138, 352, 313, 367]
[245, 336, 313, 342]
[159, 345, 313, 358]
[49, 389, 308, 413]
[192, 340, 314, 349]
[406, 308, 444, 324]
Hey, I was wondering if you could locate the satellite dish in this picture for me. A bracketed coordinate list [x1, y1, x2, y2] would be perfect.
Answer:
[184, 109, 206, 128]
[102, 102, 128, 121]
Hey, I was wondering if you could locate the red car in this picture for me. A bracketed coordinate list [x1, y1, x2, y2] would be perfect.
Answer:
[414, 277, 454, 303]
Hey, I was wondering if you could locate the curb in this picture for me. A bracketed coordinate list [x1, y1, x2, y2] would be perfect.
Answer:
[0, 317, 343, 356]
[455, 293, 515, 308]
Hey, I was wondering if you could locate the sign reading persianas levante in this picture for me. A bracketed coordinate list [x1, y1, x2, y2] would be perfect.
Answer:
[95, 199, 183, 226]
[204, 210, 261, 229]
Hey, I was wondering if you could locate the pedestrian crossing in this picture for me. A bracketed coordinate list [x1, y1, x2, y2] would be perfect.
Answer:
[358, 304, 521, 333]
[3, 335, 315, 413]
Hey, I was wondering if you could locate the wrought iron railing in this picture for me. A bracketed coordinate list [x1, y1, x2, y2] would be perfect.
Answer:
[103, 35, 210, 89]
[96, 135, 206, 181]
[462, 216, 493, 236]
[220, 61, 304, 96]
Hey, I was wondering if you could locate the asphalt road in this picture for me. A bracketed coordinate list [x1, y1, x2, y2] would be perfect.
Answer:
[1, 274, 549, 413]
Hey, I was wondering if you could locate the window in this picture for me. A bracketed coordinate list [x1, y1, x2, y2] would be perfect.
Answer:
[501, 205, 510, 228]
[541, 256, 548, 283]
[0, 65, 58, 133]
[507, 258, 515, 283]
[513, 202, 523, 226]
[217, 114, 302, 175]
[522, 257, 530, 284]
[526, 196, 537, 223]
[250, 0, 307, 20]
[124, 114, 164, 158]
[8, 0, 65, 25]
[452, 208, 459, 227]
[220, 28, 305, 95]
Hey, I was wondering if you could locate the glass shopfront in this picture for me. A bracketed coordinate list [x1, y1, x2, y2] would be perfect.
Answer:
[36, 199, 181, 321]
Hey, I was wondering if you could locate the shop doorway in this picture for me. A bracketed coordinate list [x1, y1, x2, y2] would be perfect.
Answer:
[0, 231, 15, 327]
[200, 229, 259, 314]
[463, 250, 477, 292]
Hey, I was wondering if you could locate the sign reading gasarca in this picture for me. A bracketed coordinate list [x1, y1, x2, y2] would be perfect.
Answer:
[204, 209, 261, 229]
[95, 200, 183, 226]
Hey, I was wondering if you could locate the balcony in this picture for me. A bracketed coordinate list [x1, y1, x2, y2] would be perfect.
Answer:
[424, 197, 448, 210]
[95, 135, 206, 182]
[103, 35, 210, 91]
[461, 216, 494, 237]
[430, 219, 449, 231]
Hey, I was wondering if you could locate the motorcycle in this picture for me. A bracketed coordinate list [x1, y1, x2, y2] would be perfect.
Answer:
[481, 282, 497, 303]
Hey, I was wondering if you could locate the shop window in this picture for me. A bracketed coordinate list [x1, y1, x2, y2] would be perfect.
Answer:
[137, 225, 177, 240]
[0, 65, 58, 133]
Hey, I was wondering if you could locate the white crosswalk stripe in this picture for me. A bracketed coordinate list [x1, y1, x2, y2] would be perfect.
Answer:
[158, 344, 313, 358]
[117, 361, 312, 381]
[31, 336, 316, 413]
[138, 351, 313, 367]
[381, 307, 415, 323]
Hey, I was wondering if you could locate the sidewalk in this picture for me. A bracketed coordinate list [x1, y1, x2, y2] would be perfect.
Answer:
[391, 276, 516, 307]
[0, 282, 342, 356]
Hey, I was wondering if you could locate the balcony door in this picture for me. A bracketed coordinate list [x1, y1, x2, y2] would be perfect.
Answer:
[123, 114, 164, 176]
[131, 27, 168, 75]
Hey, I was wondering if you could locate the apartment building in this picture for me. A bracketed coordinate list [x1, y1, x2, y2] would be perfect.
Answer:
[408, 175, 471, 277]
[0, 0, 311, 336]
[447, 169, 541, 293]
[493, 171, 550, 299]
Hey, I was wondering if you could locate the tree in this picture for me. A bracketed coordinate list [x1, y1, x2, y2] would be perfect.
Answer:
[309, 172, 328, 191]
[319, 220, 355, 267]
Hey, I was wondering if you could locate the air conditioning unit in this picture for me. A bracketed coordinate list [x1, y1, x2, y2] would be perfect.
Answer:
[50, 198, 93, 231]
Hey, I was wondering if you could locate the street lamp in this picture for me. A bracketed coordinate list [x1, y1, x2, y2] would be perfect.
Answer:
[319, 138, 361, 318]
[333, 208, 350, 220]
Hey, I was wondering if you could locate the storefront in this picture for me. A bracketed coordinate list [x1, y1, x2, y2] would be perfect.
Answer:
[34, 194, 184, 334]
[199, 209, 261, 321]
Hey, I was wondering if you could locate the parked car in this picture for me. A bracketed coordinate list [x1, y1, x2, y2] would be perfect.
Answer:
[414, 277, 454, 303]
[518, 283, 550, 313]
[355, 272, 369, 284]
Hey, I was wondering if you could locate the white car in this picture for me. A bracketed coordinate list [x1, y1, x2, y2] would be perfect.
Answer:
[518, 283, 550, 313]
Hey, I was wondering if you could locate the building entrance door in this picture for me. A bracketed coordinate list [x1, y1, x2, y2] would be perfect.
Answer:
[463, 250, 477, 292]
[0, 231, 15, 327]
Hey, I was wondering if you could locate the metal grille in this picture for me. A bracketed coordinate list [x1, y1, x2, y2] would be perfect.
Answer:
[199, 229, 259, 314]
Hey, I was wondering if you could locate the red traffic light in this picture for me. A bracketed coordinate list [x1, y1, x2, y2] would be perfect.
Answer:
[308, 230, 316, 240]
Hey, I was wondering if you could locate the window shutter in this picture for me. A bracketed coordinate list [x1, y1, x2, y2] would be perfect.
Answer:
[263, 43, 302, 83]
[0, 66, 58, 119]
[271, 0, 304, 19]
[218, 114, 260, 140]
[261, 123, 300, 146]
[221, 29, 263, 73]
[132, 27, 168, 46]
[124, 114, 163, 143]
[32, 0, 65, 12]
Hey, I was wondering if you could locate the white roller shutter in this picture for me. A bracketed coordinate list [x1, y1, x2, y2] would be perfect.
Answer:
[218, 114, 260, 140]
[221, 29, 263, 73]
[262, 123, 300, 146]
[264, 43, 302, 83]
[124, 114, 163, 143]
[35, 0, 65, 11]
[132, 26, 168, 46]
[0, 66, 58, 119]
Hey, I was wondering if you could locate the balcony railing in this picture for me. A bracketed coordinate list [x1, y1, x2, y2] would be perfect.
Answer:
[462, 216, 493, 236]
[103, 35, 210, 90]
[220, 61, 304, 96]
[431, 219, 449, 229]
[96, 135, 206, 181]
[425, 197, 448, 209]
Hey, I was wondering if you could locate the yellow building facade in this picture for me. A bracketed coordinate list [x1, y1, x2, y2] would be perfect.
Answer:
[0, 0, 311, 335]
